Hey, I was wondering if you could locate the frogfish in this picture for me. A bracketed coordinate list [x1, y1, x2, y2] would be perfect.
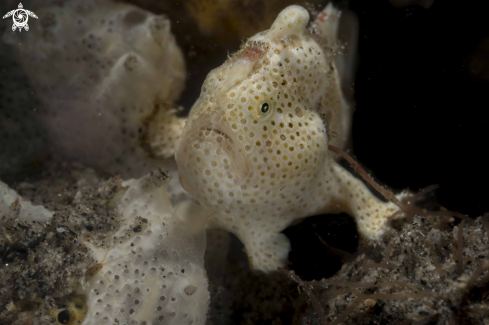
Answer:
[176, 4, 406, 272]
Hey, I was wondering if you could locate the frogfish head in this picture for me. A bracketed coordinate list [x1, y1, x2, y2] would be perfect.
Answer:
[176, 6, 332, 211]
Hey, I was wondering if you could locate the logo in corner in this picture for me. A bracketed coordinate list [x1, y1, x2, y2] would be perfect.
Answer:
[2, 3, 38, 32]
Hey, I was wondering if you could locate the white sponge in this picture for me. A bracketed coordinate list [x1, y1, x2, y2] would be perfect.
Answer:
[4, 0, 186, 178]
[82, 171, 209, 324]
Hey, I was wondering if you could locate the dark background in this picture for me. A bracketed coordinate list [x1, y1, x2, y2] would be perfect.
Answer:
[349, 0, 489, 218]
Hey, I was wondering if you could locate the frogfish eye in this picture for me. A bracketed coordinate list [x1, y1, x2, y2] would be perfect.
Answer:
[57, 310, 70, 324]
[261, 103, 270, 113]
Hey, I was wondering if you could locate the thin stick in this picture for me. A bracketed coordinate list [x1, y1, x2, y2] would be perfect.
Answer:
[101, 271, 112, 284]
[100, 247, 110, 264]
[328, 145, 407, 211]
[328, 145, 470, 222]
[100, 251, 132, 267]
[100, 252, 133, 284]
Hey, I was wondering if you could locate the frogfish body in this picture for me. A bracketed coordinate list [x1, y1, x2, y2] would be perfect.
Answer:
[176, 5, 402, 272]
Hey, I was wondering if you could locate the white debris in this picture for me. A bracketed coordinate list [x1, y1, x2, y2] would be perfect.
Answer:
[0, 180, 53, 223]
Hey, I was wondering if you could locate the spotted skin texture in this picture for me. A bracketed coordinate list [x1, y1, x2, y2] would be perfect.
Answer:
[176, 5, 401, 272]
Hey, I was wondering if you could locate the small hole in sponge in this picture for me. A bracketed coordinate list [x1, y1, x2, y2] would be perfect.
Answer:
[123, 10, 147, 27]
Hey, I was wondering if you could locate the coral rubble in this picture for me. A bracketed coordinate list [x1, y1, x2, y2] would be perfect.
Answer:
[282, 214, 489, 325]
[0, 164, 121, 324]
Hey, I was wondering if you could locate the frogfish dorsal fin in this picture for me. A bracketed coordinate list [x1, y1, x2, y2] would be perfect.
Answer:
[268, 5, 310, 41]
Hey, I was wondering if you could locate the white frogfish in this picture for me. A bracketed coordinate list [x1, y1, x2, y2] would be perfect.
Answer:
[176, 4, 404, 272]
